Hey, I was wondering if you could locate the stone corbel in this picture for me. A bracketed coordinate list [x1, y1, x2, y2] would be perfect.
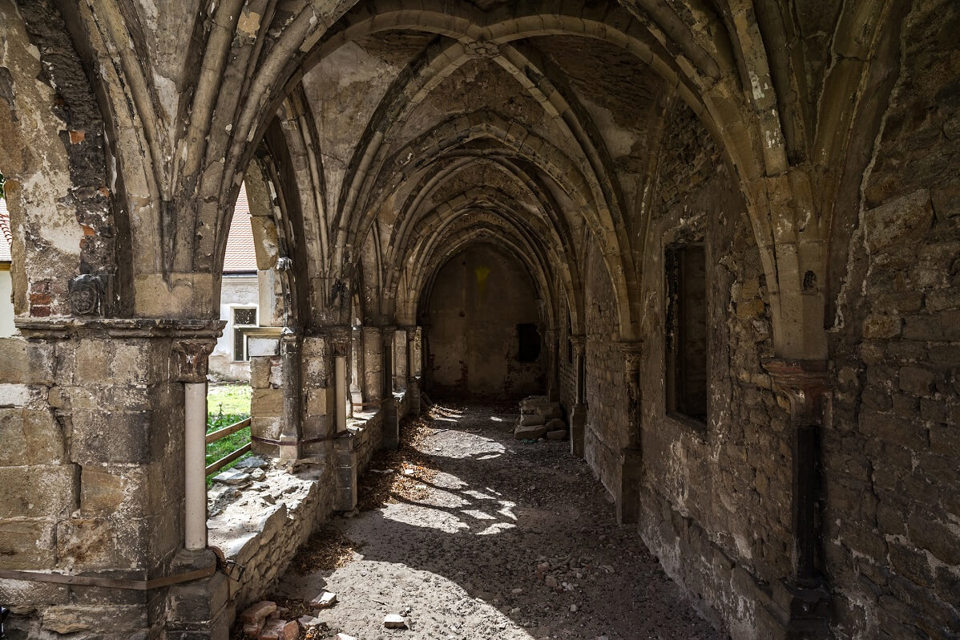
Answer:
[173, 340, 215, 383]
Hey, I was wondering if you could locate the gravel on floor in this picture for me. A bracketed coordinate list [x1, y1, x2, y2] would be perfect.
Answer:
[272, 404, 728, 640]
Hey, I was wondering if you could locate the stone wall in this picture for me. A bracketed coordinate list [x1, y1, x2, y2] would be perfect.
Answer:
[0, 330, 188, 639]
[208, 462, 336, 611]
[630, 106, 791, 638]
[826, 1, 960, 636]
[583, 241, 627, 495]
[423, 244, 545, 400]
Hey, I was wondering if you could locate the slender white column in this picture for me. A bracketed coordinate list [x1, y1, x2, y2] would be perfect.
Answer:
[335, 355, 347, 433]
[184, 381, 208, 550]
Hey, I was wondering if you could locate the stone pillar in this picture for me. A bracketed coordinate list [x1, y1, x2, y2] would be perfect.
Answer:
[168, 337, 232, 640]
[300, 329, 346, 458]
[568, 335, 587, 458]
[393, 327, 408, 392]
[403, 326, 422, 415]
[544, 328, 559, 401]
[361, 326, 383, 404]
[249, 332, 282, 458]
[278, 332, 302, 460]
[763, 358, 832, 638]
[349, 325, 364, 410]
[616, 340, 643, 525]
[381, 326, 399, 450]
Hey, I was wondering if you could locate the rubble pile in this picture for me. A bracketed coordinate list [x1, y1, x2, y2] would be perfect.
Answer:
[514, 395, 568, 441]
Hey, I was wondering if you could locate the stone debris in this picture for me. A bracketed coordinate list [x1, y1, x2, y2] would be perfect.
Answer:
[336, 635, 358, 640]
[309, 590, 337, 609]
[235, 455, 269, 469]
[514, 424, 548, 440]
[240, 600, 277, 624]
[258, 618, 298, 640]
[383, 613, 408, 629]
[213, 467, 251, 485]
[515, 395, 567, 441]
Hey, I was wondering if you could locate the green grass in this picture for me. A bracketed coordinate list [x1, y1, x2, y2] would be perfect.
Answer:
[206, 384, 252, 481]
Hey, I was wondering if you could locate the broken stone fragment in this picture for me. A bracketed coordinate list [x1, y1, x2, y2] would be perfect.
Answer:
[336, 634, 358, 640]
[514, 425, 548, 440]
[383, 613, 408, 629]
[240, 600, 277, 624]
[242, 622, 263, 639]
[259, 618, 298, 640]
[545, 417, 566, 430]
[298, 614, 321, 628]
[546, 429, 568, 441]
[214, 467, 251, 485]
[310, 590, 337, 609]
[518, 413, 545, 426]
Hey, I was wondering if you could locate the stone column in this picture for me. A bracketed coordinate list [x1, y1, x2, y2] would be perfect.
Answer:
[349, 325, 364, 410]
[361, 326, 383, 404]
[393, 327, 408, 393]
[543, 328, 559, 401]
[616, 340, 643, 525]
[403, 326, 422, 415]
[248, 330, 283, 458]
[381, 326, 399, 450]
[168, 336, 232, 640]
[278, 331, 302, 460]
[568, 335, 587, 457]
[763, 358, 832, 637]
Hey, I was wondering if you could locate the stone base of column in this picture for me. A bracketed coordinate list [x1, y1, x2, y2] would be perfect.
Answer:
[755, 579, 831, 640]
[616, 447, 643, 524]
[335, 434, 358, 512]
[407, 378, 422, 415]
[569, 403, 587, 457]
[381, 397, 400, 450]
[164, 549, 233, 640]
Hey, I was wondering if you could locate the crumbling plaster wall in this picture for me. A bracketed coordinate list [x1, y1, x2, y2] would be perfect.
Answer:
[825, 1, 960, 636]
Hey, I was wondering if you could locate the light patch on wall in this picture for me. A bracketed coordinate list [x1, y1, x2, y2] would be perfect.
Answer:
[474, 265, 491, 299]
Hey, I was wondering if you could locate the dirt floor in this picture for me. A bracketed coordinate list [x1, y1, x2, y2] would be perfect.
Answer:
[273, 404, 727, 640]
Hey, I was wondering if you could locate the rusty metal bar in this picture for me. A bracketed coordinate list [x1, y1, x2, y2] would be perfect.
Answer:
[205, 417, 251, 444]
[205, 442, 252, 476]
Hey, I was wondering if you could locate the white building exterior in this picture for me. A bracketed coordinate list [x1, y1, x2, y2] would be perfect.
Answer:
[209, 184, 260, 381]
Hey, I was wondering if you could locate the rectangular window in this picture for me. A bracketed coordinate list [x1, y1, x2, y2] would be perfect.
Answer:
[233, 307, 257, 361]
[665, 244, 707, 423]
[516, 323, 541, 363]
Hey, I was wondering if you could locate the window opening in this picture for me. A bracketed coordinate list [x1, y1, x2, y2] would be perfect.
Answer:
[665, 244, 707, 423]
[517, 323, 541, 363]
[233, 307, 257, 361]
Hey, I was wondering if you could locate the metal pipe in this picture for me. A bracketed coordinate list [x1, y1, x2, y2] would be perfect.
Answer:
[184, 382, 207, 550]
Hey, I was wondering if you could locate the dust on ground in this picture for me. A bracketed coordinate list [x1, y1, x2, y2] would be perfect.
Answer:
[272, 404, 727, 640]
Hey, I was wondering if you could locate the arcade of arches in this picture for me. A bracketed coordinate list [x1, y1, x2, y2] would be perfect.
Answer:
[0, 0, 958, 638]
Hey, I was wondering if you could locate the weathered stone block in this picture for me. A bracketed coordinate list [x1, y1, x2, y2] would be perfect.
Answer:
[41, 604, 146, 635]
[0, 464, 77, 518]
[864, 189, 933, 254]
[863, 314, 901, 339]
[306, 386, 335, 417]
[0, 338, 55, 384]
[70, 410, 160, 464]
[899, 365, 937, 397]
[252, 388, 283, 417]
[0, 408, 65, 465]
[0, 520, 57, 568]
[0, 579, 70, 613]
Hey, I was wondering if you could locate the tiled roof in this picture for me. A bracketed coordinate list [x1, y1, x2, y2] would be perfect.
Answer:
[0, 197, 11, 263]
[223, 183, 257, 273]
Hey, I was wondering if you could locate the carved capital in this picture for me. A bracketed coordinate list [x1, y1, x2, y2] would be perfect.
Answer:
[618, 340, 643, 376]
[173, 340, 215, 383]
[324, 325, 351, 356]
[763, 358, 832, 423]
